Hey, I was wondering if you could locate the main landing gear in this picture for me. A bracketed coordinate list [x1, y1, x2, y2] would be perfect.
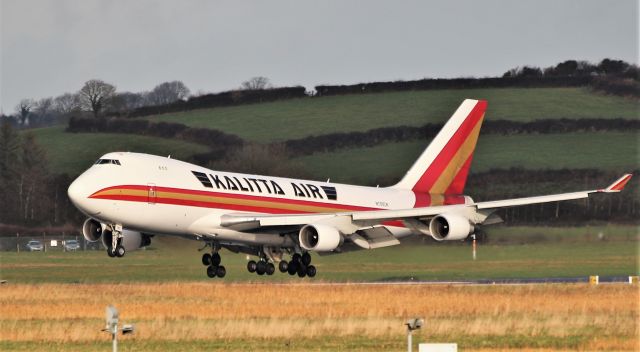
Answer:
[247, 251, 316, 278]
[106, 228, 126, 258]
[201, 243, 226, 278]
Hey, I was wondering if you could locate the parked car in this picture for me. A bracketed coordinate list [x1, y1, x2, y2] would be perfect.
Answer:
[26, 240, 43, 252]
[64, 240, 80, 251]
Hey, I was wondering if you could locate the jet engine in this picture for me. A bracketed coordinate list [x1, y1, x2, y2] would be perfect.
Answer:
[82, 218, 103, 242]
[101, 229, 151, 251]
[299, 224, 343, 251]
[429, 214, 473, 241]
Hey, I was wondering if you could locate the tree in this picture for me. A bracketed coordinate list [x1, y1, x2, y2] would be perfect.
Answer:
[54, 93, 81, 115]
[19, 133, 50, 221]
[552, 60, 579, 76]
[598, 58, 629, 75]
[110, 91, 146, 112]
[147, 81, 190, 105]
[79, 79, 116, 118]
[32, 97, 56, 126]
[15, 99, 34, 125]
[240, 76, 272, 90]
[0, 121, 21, 221]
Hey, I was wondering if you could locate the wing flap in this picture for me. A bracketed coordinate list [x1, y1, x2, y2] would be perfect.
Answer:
[352, 226, 401, 249]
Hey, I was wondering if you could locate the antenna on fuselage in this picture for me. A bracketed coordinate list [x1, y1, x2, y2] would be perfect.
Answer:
[168, 155, 171, 159]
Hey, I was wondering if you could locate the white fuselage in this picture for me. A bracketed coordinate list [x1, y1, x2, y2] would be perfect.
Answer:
[68, 152, 468, 246]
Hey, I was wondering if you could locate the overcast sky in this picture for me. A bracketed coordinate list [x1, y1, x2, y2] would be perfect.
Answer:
[1, 0, 638, 112]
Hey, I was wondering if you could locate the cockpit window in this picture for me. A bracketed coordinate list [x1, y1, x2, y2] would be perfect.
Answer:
[95, 159, 121, 165]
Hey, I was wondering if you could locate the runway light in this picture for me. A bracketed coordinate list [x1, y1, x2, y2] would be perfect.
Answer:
[102, 305, 135, 352]
[405, 317, 423, 352]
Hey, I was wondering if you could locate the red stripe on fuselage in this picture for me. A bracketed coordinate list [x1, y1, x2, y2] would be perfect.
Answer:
[90, 185, 380, 213]
[90, 185, 408, 228]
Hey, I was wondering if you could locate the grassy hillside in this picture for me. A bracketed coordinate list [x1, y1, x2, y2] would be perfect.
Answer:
[294, 132, 639, 185]
[27, 126, 210, 175]
[23, 88, 639, 177]
[149, 88, 639, 142]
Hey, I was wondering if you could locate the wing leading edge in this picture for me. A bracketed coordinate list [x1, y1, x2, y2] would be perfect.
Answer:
[219, 174, 632, 230]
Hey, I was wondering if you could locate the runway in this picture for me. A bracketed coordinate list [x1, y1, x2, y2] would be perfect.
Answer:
[261, 276, 637, 286]
[373, 275, 636, 285]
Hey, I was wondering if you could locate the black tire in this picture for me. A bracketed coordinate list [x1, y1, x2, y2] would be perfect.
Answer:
[292, 253, 302, 263]
[115, 245, 125, 258]
[211, 253, 221, 266]
[301, 252, 312, 266]
[247, 260, 257, 273]
[202, 253, 212, 266]
[216, 265, 226, 278]
[266, 263, 275, 275]
[278, 261, 289, 273]
[297, 265, 307, 278]
[256, 261, 267, 275]
[107, 247, 116, 258]
[306, 265, 317, 278]
[206, 265, 217, 278]
[287, 262, 297, 275]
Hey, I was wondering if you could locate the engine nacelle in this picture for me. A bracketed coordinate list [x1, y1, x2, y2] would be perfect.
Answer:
[299, 224, 343, 252]
[429, 214, 473, 241]
[82, 218, 103, 242]
[101, 229, 151, 251]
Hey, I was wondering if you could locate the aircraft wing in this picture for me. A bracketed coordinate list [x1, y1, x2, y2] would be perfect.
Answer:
[219, 174, 632, 228]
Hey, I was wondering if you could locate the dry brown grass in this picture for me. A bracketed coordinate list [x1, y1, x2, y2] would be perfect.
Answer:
[1, 282, 638, 350]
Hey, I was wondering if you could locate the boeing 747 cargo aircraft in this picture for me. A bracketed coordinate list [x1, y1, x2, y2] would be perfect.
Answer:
[68, 99, 632, 278]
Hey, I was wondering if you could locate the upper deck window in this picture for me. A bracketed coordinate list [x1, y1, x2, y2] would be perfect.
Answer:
[95, 159, 121, 165]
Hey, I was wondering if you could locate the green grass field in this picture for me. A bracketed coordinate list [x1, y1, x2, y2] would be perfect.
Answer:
[2, 225, 637, 284]
[26, 126, 210, 175]
[295, 132, 639, 185]
[149, 88, 639, 142]
[1, 334, 621, 352]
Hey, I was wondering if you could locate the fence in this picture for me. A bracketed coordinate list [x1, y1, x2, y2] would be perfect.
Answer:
[0, 233, 103, 252]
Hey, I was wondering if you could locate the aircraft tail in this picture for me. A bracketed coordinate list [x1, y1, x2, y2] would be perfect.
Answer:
[392, 99, 487, 195]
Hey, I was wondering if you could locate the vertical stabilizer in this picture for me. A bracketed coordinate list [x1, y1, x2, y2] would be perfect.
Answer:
[392, 99, 487, 195]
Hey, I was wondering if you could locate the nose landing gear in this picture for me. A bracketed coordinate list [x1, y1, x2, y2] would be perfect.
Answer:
[106, 227, 125, 258]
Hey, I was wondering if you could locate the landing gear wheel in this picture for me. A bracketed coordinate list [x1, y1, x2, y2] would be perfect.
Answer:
[202, 253, 212, 266]
[215, 265, 226, 278]
[247, 260, 257, 273]
[206, 265, 217, 278]
[292, 253, 302, 263]
[115, 245, 125, 258]
[297, 265, 307, 278]
[301, 252, 312, 266]
[287, 262, 298, 275]
[211, 253, 221, 266]
[306, 265, 317, 278]
[266, 263, 275, 275]
[256, 261, 267, 275]
[278, 261, 289, 273]
[107, 247, 116, 258]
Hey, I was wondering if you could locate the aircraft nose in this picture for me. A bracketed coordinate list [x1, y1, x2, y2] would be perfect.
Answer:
[68, 176, 88, 206]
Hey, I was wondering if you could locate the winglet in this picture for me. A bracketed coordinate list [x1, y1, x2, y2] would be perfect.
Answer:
[603, 174, 632, 192]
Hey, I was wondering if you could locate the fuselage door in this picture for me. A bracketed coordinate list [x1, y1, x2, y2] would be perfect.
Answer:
[148, 183, 156, 204]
